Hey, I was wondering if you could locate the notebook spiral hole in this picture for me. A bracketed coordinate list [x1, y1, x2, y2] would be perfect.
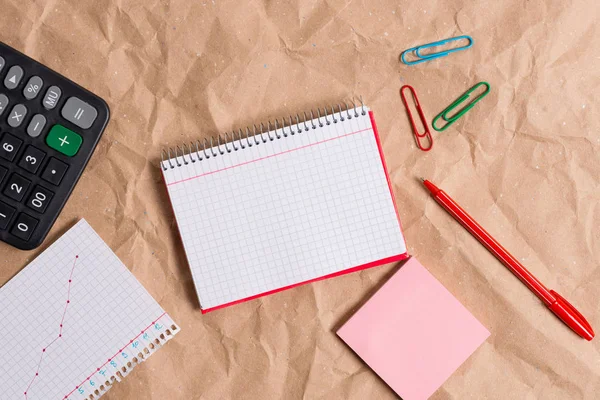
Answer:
[287, 116, 295, 135]
[203, 138, 212, 159]
[181, 144, 191, 164]
[275, 119, 284, 138]
[160, 98, 366, 171]
[309, 110, 317, 129]
[252, 124, 263, 144]
[174, 146, 183, 166]
[190, 142, 199, 162]
[231, 131, 239, 151]
[337, 104, 345, 121]
[316, 108, 324, 127]
[209, 137, 219, 156]
[302, 112, 310, 131]
[294, 114, 302, 134]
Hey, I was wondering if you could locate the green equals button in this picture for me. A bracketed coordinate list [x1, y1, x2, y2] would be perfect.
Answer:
[46, 125, 82, 157]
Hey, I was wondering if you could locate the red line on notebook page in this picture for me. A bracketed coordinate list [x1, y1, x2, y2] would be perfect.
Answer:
[24, 255, 79, 399]
[166, 127, 373, 186]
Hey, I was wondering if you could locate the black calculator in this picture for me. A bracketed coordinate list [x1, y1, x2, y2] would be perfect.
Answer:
[0, 42, 110, 250]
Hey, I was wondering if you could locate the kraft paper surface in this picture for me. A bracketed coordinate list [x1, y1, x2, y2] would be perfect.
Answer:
[1, 0, 599, 399]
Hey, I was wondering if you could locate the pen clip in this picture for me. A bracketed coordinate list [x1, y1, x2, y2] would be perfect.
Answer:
[549, 289, 595, 340]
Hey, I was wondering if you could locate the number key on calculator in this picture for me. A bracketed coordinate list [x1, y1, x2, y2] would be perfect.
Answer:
[0, 42, 110, 250]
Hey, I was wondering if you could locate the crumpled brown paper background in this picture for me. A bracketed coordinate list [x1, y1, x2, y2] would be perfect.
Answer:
[1, 0, 599, 399]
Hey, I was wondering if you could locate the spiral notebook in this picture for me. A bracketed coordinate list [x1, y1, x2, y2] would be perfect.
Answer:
[161, 103, 408, 312]
[0, 220, 179, 400]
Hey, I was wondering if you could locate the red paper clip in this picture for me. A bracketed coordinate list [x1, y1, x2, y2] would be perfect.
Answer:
[400, 85, 432, 151]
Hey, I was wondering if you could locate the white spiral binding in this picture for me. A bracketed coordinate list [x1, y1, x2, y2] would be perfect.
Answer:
[160, 97, 366, 171]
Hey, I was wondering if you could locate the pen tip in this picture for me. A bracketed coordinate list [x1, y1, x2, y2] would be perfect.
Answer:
[420, 177, 426, 182]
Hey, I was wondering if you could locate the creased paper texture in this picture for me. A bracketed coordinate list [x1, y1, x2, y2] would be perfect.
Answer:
[1, 0, 599, 399]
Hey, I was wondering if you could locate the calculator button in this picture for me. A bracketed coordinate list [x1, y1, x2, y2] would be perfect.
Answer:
[7, 104, 27, 128]
[0, 133, 23, 161]
[0, 201, 15, 230]
[62, 97, 97, 129]
[11, 213, 38, 241]
[23, 76, 43, 100]
[3, 173, 31, 202]
[42, 85, 61, 110]
[0, 93, 8, 116]
[0, 165, 7, 184]
[18, 145, 46, 174]
[4, 65, 24, 89]
[41, 157, 68, 185]
[46, 125, 82, 156]
[0, 56, 4, 72]
[27, 114, 47, 137]
[27, 185, 53, 213]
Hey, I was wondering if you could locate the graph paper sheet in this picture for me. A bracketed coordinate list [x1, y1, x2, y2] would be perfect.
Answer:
[0, 219, 179, 400]
[162, 107, 408, 312]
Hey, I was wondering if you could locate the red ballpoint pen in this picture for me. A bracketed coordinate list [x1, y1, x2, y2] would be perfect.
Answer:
[422, 178, 595, 341]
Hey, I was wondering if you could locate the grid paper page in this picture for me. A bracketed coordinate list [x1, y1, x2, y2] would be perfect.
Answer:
[0, 219, 179, 400]
[162, 107, 407, 310]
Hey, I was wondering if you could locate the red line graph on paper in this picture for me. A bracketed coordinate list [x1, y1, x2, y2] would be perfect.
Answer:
[20, 253, 169, 400]
[24, 255, 79, 399]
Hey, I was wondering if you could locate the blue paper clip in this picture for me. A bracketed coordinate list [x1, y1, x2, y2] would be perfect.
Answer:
[401, 35, 474, 66]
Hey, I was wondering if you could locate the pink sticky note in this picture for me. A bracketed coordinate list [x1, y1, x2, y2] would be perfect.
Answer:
[337, 257, 489, 400]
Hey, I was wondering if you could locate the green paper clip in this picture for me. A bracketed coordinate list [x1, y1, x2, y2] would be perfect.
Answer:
[432, 82, 490, 131]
